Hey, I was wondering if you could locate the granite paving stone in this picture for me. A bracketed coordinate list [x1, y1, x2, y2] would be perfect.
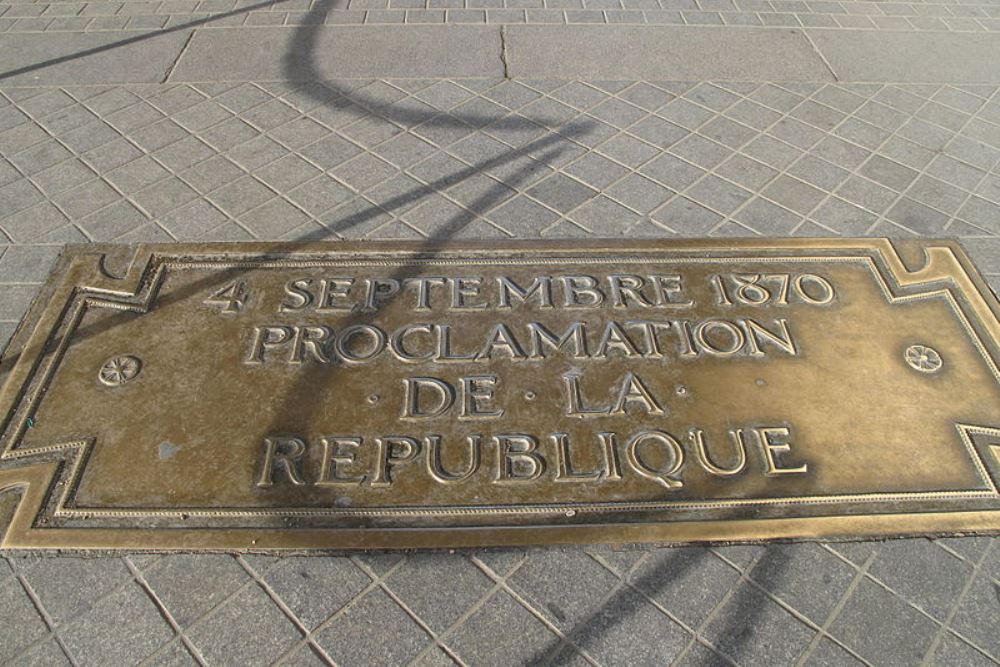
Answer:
[140, 554, 251, 628]
[384, 554, 496, 634]
[0, 578, 51, 664]
[747, 544, 856, 626]
[7, 637, 74, 667]
[314, 587, 434, 666]
[505, 550, 620, 632]
[930, 633, 998, 667]
[566, 585, 691, 665]
[185, 581, 304, 666]
[627, 547, 741, 628]
[828, 575, 943, 666]
[948, 569, 1000, 660]
[443, 589, 558, 666]
[58, 581, 175, 666]
[702, 580, 817, 664]
[801, 638, 866, 666]
[143, 640, 202, 667]
[17, 556, 133, 626]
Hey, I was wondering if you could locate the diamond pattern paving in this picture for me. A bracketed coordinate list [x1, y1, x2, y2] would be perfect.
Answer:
[0, 80, 998, 253]
[0, 76, 1000, 666]
[0, 541, 995, 664]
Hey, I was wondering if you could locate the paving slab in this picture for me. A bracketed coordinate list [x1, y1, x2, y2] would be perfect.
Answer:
[808, 30, 1000, 83]
[3, 0, 1000, 32]
[0, 31, 193, 85]
[169, 26, 504, 81]
[505, 26, 835, 81]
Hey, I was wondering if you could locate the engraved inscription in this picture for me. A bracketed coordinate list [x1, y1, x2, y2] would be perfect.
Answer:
[1, 239, 999, 550]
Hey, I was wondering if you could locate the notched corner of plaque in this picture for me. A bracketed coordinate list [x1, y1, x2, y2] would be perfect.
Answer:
[63, 243, 151, 285]
[0, 484, 24, 548]
[884, 237, 965, 274]
[0, 462, 59, 550]
[881, 238, 998, 303]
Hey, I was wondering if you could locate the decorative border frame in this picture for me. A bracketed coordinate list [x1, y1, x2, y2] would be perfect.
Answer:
[0, 238, 998, 550]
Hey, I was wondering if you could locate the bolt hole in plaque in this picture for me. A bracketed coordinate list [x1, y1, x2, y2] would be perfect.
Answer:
[0, 239, 998, 550]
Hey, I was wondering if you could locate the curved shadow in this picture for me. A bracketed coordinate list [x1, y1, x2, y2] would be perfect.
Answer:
[281, 0, 577, 132]
[0, 0, 599, 479]
[706, 547, 791, 664]
[0, 0, 595, 371]
[524, 549, 706, 666]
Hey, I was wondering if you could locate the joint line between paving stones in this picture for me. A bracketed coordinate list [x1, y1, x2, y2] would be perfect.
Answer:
[763, 82, 987, 237]
[256, 76, 599, 240]
[134, 558, 286, 666]
[502, 78, 990, 239]
[0, 89, 99, 243]
[823, 542, 999, 664]
[766, 81, 905, 237]
[868, 84, 1000, 234]
[4, 78, 999, 245]
[353, 555, 485, 667]
[794, 550, 878, 667]
[391, 553, 569, 666]
[705, 547, 864, 665]
[583, 549, 739, 667]
[579, 549, 741, 666]
[266, 555, 411, 665]
[531, 79, 843, 237]
[5, 556, 81, 666]
[161, 29, 197, 84]
[920, 539, 997, 666]
[834, 91, 1000, 237]
[467, 552, 609, 666]
[801, 29, 840, 82]
[124, 555, 211, 667]
[6, 6, 1000, 34]
[0, 87, 179, 243]
[940, 88, 1000, 233]
[715, 80, 900, 237]
[400, 78, 998, 237]
[658, 548, 746, 666]
[670, 547, 768, 666]
[235, 554, 340, 666]
[187, 78, 1000, 233]
[643, 79, 1000, 234]
[135, 77, 562, 241]
[5, 77, 1000, 244]
[0, 0, 297, 83]
[714, 547, 872, 665]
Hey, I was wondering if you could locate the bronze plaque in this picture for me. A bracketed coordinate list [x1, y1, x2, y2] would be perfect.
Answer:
[1, 239, 999, 550]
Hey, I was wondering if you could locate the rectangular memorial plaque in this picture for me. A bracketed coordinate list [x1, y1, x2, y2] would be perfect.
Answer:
[1, 239, 999, 550]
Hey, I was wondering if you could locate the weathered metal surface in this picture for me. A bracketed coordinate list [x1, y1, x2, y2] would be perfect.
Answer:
[0, 239, 998, 551]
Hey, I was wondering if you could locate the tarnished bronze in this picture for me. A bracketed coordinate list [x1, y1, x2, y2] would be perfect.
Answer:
[1, 239, 999, 551]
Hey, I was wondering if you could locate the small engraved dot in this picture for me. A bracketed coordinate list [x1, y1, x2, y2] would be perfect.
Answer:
[524, 391, 536, 400]
[756, 378, 766, 387]
[367, 394, 380, 404]
[676, 385, 687, 396]
[565, 510, 576, 517]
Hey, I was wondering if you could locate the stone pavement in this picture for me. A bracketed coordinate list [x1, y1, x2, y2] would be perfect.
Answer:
[2, 3, 1000, 665]
[3, 0, 1000, 31]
